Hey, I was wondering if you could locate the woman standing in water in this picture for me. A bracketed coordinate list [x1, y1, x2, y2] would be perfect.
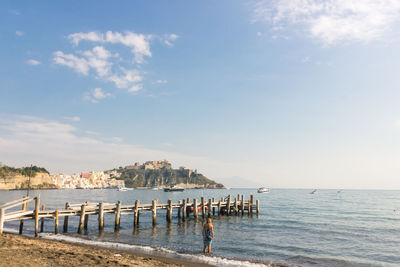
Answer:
[202, 218, 214, 255]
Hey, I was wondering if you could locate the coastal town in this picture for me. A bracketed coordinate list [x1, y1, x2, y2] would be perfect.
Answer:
[52, 170, 124, 189]
[0, 160, 213, 190]
[52, 160, 201, 189]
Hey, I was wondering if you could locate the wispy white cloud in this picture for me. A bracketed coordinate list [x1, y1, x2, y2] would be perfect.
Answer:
[68, 31, 155, 64]
[84, 88, 112, 103]
[15, 31, 23, 36]
[64, 116, 81, 122]
[164, 33, 179, 47]
[0, 115, 225, 176]
[253, 0, 400, 45]
[53, 51, 89, 74]
[108, 68, 142, 89]
[128, 84, 143, 93]
[25, 59, 41, 66]
[53, 30, 178, 95]
[154, 79, 168, 84]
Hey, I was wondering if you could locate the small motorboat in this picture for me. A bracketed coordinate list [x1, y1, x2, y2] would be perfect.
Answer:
[257, 187, 270, 193]
[164, 185, 184, 192]
[118, 186, 133, 191]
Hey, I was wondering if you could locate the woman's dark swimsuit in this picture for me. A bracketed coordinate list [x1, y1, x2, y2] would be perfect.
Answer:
[203, 228, 213, 245]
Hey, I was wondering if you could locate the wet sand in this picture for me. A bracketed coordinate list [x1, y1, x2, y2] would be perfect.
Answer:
[0, 233, 211, 267]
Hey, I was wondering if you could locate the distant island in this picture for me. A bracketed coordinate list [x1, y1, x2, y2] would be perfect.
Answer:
[0, 160, 224, 190]
[110, 160, 224, 189]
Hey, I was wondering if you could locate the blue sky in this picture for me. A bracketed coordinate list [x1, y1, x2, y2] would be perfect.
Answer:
[1, 0, 400, 189]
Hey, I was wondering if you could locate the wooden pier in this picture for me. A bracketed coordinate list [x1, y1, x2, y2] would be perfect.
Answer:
[0, 194, 259, 236]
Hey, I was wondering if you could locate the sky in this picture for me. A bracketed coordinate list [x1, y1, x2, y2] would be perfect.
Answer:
[1, 0, 400, 189]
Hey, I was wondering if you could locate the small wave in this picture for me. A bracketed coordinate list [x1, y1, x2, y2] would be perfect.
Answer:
[40, 233, 281, 267]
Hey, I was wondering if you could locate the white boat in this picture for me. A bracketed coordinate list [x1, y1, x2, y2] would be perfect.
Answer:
[151, 187, 159, 190]
[164, 185, 184, 192]
[118, 186, 133, 191]
[257, 187, 270, 193]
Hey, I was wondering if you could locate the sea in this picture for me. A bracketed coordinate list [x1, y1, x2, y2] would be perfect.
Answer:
[1, 188, 400, 267]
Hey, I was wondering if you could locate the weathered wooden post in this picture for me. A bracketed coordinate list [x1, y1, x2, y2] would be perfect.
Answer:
[152, 199, 157, 226]
[250, 195, 254, 214]
[207, 199, 212, 217]
[177, 200, 182, 218]
[54, 210, 59, 234]
[18, 201, 27, 234]
[0, 208, 4, 234]
[186, 198, 191, 217]
[212, 198, 215, 215]
[227, 195, 231, 216]
[182, 199, 187, 221]
[34, 196, 40, 237]
[167, 199, 172, 223]
[256, 199, 260, 215]
[133, 200, 140, 227]
[201, 197, 205, 218]
[217, 200, 221, 216]
[40, 204, 45, 232]
[241, 195, 245, 215]
[114, 201, 121, 231]
[234, 198, 239, 215]
[193, 198, 198, 218]
[63, 202, 70, 233]
[98, 202, 104, 231]
[78, 204, 86, 234]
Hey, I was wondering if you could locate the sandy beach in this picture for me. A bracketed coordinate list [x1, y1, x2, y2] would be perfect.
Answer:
[0, 233, 211, 267]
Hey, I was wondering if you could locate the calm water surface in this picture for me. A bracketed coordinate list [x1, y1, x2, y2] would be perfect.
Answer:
[1, 189, 400, 266]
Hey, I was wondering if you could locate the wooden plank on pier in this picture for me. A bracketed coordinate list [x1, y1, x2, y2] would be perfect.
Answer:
[40, 205, 45, 233]
[152, 199, 157, 226]
[34, 196, 40, 237]
[98, 203, 104, 231]
[177, 200, 181, 218]
[241, 195, 245, 215]
[250, 195, 254, 214]
[0, 208, 4, 234]
[256, 199, 260, 215]
[201, 197, 205, 218]
[54, 210, 59, 234]
[207, 199, 212, 217]
[212, 198, 215, 215]
[115, 201, 121, 231]
[166, 199, 172, 223]
[63, 202, 70, 233]
[0, 197, 30, 208]
[182, 199, 186, 221]
[227, 195, 231, 216]
[186, 198, 190, 217]
[78, 204, 86, 234]
[133, 200, 140, 227]
[19, 202, 27, 234]
[193, 198, 198, 218]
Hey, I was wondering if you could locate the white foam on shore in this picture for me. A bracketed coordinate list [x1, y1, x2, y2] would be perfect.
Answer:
[3, 227, 19, 234]
[39, 233, 270, 267]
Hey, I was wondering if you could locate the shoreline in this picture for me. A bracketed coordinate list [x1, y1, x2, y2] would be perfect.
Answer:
[0, 233, 212, 267]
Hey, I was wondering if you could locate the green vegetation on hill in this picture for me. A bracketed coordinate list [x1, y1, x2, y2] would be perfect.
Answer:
[112, 167, 223, 188]
[0, 163, 49, 180]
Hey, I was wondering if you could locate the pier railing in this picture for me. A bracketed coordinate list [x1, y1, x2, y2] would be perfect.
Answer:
[0, 194, 260, 236]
